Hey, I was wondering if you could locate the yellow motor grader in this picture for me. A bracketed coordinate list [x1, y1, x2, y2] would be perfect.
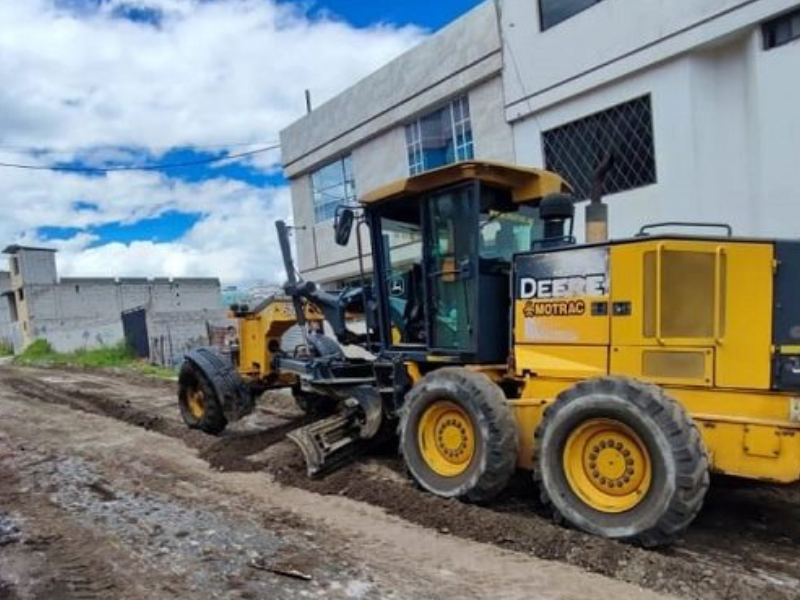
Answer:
[178, 160, 800, 547]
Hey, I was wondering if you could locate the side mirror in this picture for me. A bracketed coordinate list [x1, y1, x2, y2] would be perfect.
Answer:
[334, 208, 355, 246]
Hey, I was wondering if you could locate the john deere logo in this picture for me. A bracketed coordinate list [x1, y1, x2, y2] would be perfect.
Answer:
[519, 274, 606, 299]
[523, 299, 586, 318]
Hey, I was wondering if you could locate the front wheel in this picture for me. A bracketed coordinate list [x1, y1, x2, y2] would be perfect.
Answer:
[178, 361, 227, 435]
[534, 377, 709, 547]
[399, 368, 517, 503]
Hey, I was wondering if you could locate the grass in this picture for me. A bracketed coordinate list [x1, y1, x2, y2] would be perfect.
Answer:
[13, 339, 176, 379]
[0, 340, 13, 357]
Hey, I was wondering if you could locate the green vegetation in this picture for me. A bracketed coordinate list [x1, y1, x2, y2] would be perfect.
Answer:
[13, 339, 176, 379]
[0, 340, 13, 357]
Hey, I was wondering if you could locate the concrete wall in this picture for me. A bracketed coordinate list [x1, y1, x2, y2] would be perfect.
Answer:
[289, 75, 515, 284]
[282, 1, 516, 286]
[281, 1, 503, 176]
[0, 272, 12, 350]
[499, 0, 800, 121]
[147, 311, 223, 368]
[3, 246, 228, 356]
[511, 22, 800, 241]
[23, 278, 226, 354]
[281, 0, 800, 287]
[9, 249, 57, 288]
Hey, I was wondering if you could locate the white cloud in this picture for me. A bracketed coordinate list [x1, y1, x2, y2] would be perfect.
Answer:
[0, 0, 425, 284]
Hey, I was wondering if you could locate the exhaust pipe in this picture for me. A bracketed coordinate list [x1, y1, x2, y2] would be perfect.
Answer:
[586, 153, 614, 244]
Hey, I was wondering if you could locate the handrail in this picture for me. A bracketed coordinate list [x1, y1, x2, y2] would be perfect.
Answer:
[714, 246, 726, 345]
[655, 242, 665, 345]
[637, 222, 733, 237]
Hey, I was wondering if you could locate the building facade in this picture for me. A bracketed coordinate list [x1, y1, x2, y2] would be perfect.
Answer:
[280, 0, 800, 286]
[0, 271, 13, 351]
[3, 245, 228, 364]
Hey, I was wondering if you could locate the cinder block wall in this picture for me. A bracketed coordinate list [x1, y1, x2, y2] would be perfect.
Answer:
[4, 247, 229, 357]
[25, 277, 227, 354]
[0, 272, 12, 349]
[147, 310, 232, 367]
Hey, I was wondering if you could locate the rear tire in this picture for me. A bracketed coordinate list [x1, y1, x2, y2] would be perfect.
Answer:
[400, 368, 517, 503]
[178, 361, 227, 435]
[534, 376, 709, 547]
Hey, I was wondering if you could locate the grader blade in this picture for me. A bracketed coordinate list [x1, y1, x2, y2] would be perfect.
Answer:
[288, 412, 361, 477]
[288, 389, 384, 477]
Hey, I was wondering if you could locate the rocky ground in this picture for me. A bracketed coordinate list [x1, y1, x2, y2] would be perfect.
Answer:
[0, 365, 799, 600]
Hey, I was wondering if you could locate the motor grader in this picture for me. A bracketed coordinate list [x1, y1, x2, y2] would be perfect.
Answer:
[178, 160, 800, 547]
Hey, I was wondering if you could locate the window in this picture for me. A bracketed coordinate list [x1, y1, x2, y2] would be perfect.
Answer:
[311, 156, 356, 223]
[405, 96, 474, 176]
[11, 257, 19, 276]
[539, 0, 604, 31]
[381, 218, 424, 345]
[763, 8, 800, 50]
[542, 95, 656, 199]
[17, 289, 24, 302]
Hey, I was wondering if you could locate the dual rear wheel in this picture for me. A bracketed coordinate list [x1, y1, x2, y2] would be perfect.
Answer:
[399, 370, 709, 546]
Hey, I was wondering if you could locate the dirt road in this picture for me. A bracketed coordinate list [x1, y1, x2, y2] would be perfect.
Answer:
[0, 366, 798, 600]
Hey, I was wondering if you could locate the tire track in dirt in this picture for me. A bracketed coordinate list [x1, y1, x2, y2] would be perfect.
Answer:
[0, 457, 125, 600]
[2, 367, 799, 600]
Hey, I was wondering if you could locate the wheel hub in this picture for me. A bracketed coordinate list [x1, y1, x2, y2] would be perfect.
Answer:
[418, 401, 475, 477]
[187, 387, 206, 419]
[563, 419, 651, 513]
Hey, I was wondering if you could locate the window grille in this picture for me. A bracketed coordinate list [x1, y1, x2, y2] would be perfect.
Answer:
[542, 95, 656, 198]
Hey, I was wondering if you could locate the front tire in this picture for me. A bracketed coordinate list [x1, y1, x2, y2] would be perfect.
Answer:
[400, 368, 517, 503]
[534, 376, 709, 547]
[178, 361, 228, 435]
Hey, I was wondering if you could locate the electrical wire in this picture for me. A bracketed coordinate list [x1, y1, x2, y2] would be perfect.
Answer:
[0, 143, 281, 173]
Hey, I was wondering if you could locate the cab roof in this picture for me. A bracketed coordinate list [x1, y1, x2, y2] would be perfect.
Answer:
[359, 160, 572, 206]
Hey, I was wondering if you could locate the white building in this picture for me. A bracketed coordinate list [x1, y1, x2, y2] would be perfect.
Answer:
[280, 0, 800, 286]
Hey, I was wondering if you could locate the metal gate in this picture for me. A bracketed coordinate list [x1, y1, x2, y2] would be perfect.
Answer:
[122, 307, 150, 359]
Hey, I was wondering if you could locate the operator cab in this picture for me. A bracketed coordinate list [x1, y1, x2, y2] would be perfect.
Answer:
[342, 161, 573, 363]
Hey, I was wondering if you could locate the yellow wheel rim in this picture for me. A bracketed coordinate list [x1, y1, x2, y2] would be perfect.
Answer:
[187, 387, 206, 420]
[563, 418, 652, 513]
[418, 401, 476, 477]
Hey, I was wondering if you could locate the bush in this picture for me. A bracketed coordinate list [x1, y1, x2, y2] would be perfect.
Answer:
[14, 339, 57, 364]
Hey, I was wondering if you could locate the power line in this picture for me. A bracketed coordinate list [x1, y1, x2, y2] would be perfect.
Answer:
[0, 143, 281, 173]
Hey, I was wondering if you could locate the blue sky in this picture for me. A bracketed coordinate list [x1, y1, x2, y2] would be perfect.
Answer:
[304, 1, 485, 29]
[63, 0, 482, 246]
[0, 0, 482, 282]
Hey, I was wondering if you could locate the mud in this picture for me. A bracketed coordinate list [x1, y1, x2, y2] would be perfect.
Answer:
[1, 366, 799, 600]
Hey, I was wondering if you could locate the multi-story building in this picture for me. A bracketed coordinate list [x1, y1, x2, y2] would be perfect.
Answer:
[280, 0, 800, 287]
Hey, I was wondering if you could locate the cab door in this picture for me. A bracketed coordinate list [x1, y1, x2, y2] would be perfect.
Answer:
[424, 184, 478, 353]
